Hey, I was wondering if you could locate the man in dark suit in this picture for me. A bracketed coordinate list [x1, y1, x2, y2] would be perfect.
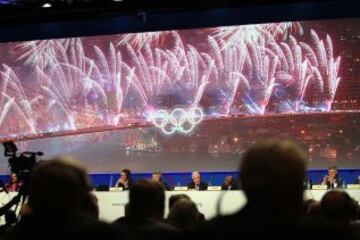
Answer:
[221, 175, 239, 190]
[115, 169, 133, 190]
[152, 171, 171, 191]
[187, 171, 208, 191]
[322, 166, 344, 189]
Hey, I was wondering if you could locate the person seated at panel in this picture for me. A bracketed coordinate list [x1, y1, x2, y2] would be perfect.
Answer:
[321, 166, 344, 189]
[4, 173, 23, 192]
[187, 172, 208, 191]
[115, 169, 133, 190]
[221, 175, 239, 190]
[152, 170, 170, 191]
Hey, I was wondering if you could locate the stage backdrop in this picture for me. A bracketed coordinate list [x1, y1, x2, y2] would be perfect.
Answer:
[0, 18, 358, 174]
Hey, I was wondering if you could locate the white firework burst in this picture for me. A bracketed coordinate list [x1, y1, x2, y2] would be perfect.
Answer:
[211, 24, 265, 49]
[15, 38, 77, 66]
[265, 22, 304, 39]
[211, 22, 303, 49]
[301, 30, 341, 110]
[117, 31, 173, 49]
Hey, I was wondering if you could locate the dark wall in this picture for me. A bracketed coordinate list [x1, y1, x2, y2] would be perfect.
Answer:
[0, 0, 359, 42]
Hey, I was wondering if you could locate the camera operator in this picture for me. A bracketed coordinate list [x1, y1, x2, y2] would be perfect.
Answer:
[4, 173, 23, 192]
[0, 142, 43, 219]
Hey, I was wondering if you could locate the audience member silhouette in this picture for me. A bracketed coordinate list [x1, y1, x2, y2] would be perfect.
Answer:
[113, 180, 177, 239]
[168, 194, 206, 224]
[167, 199, 200, 231]
[0, 210, 17, 237]
[169, 194, 191, 209]
[321, 190, 357, 226]
[113, 203, 131, 225]
[7, 157, 118, 240]
[195, 140, 307, 239]
[83, 192, 99, 220]
[303, 199, 321, 217]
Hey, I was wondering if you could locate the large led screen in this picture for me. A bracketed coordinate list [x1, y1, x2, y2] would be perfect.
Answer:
[0, 18, 358, 173]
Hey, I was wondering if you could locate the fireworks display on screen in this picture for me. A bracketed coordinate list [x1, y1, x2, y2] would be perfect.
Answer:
[0, 19, 359, 141]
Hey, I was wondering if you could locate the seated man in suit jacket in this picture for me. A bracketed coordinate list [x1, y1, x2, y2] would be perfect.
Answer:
[152, 171, 171, 191]
[115, 169, 133, 190]
[321, 166, 343, 189]
[187, 172, 208, 191]
[221, 175, 239, 190]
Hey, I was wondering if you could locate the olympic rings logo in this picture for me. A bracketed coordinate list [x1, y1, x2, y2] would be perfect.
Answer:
[148, 107, 204, 135]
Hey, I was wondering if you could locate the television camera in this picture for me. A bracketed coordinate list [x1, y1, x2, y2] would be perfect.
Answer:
[3, 141, 43, 176]
[0, 141, 43, 217]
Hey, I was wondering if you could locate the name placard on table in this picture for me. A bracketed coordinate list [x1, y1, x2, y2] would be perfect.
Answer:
[174, 186, 189, 191]
[347, 184, 360, 190]
[311, 184, 327, 190]
[109, 187, 124, 192]
[207, 186, 222, 191]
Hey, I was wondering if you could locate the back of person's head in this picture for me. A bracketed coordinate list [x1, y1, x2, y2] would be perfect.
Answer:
[129, 180, 165, 220]
[83, 192, 99, 220]
[321, 190, 357, 224]
[169, 194, 191, 209]
[124, 203, 131, 217]
[167, 199, 200, 231]
[240, 140, 306, 217]
[304, 199, 321, 216]
[28, 156, 91, 216]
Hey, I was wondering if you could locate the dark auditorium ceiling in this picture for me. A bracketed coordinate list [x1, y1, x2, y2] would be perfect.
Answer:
[0, 0, 358, 25]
